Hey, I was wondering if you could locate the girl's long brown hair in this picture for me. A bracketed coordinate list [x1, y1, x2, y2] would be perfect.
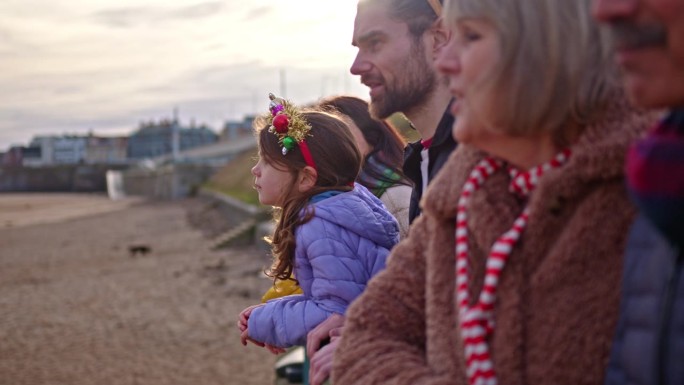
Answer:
[256, 111, 362, 282]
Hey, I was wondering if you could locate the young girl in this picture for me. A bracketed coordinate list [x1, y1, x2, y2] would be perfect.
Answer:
[237, 94, 399, 351]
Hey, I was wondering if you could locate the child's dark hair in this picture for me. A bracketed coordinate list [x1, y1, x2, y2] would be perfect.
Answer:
[255, 110, 362, 282]
[319, 96, 412, 191]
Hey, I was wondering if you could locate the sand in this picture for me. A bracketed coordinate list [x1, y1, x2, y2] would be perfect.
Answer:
[0, 193, 277, 385]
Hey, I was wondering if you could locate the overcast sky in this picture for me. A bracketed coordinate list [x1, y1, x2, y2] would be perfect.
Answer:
[0, 0, 369, 151]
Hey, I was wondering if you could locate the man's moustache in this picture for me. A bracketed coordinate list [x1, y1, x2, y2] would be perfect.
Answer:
[608, 21, 667, 50]
[361, 75, 382, 85]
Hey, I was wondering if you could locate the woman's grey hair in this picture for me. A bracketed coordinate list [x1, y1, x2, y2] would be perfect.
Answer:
[443, 0, 620, 145]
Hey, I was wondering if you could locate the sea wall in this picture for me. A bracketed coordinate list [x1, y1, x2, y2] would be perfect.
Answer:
[117, 164, 218, 200]
[0, 165, 126, 192]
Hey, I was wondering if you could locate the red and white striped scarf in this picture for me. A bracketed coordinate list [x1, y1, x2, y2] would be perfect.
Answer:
[455, 149, 571, 385]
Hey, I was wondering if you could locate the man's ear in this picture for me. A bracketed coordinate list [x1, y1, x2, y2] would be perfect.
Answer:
[430, 19, 451, 59]
[297, 166, 318, 193]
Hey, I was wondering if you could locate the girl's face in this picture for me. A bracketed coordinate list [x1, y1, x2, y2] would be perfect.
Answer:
[436, 17, 503, 147]
[251, 155, 295, 207]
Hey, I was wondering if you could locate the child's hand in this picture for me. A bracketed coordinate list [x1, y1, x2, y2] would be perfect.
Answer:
[239, 304, 282, 353]
[239, 324, 285, 355]
[240, 327, 265, 347]
[264, 343, 287, 355]
[237, 304, 263, 332]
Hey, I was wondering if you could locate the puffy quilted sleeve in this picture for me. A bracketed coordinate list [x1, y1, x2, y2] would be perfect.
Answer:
[247, 216, 390, 348]
[247, 293, 333, 347]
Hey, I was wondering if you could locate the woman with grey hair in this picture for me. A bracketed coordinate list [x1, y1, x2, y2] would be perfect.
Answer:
[332, 0, 657, 384]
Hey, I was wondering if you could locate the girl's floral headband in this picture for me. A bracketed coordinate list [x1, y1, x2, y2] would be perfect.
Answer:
[267, 93, 316, 170]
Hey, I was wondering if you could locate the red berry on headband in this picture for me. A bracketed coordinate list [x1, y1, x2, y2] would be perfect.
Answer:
[273, 114, 290, 133]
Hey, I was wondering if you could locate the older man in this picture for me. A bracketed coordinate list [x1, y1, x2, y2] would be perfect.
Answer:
[593, 1, 684, 384]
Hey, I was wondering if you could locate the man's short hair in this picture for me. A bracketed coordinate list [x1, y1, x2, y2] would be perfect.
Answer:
[360, 0, 442, 39]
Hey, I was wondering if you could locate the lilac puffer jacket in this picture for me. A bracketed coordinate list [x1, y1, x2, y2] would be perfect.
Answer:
[248, 185, 399, 347]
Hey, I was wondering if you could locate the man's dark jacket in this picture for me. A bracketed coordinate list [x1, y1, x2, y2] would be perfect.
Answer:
[604, 217, 683, 385]
[403, 107, 457, 223]
[605, 110, 684, 385]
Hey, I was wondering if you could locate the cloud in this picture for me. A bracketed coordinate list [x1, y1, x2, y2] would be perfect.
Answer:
[0, 27, 12, 43]
[92, 1, 227, 28]
[242, 6, 272, 21]
[0, 28, 15, 54]
[0, 24, 42, 55]
[0, 1, 365, 150]
[0, 107, 133, 146]
[168, 2, 228, 20]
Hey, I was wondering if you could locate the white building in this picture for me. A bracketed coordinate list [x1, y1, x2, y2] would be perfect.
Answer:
[53, 136, 87, 164]
[28, 136, 56, 166]
[85, 135, 128, 165]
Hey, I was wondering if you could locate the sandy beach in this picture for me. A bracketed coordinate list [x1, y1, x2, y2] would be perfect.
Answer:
[0, 193, 276, 385]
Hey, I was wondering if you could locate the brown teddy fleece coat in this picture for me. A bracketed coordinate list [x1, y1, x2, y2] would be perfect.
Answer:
[332, 102, 656, 385]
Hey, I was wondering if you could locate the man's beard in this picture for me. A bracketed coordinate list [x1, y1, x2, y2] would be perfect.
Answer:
[368, 47, 437, 120]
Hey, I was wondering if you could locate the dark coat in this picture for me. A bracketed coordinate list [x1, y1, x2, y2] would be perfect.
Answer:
[403, 106, 457, 223]
[604, 216, 684, 385]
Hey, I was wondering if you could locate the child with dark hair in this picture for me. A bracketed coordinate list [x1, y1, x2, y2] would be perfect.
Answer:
[237, 94, 399, 352]
[319, 95, 413, 239]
